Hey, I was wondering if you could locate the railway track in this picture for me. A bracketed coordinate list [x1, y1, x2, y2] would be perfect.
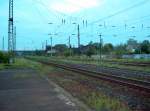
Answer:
[34, 60, 150, 94]
[68, 63, 150, 82]
[103, 60, 150, 67]
[62, 58, 150, 67]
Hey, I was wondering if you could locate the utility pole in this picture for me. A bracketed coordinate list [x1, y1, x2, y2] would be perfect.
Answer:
[99, 34, 103, 66]
[77, 24, 80, 54]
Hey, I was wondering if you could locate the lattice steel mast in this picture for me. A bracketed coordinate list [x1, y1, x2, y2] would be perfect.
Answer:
[8, 0, 14, 51]
[13, 26, 16, 51]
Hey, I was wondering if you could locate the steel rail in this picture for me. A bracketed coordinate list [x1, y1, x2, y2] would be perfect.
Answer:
[102, 60, 150, 67]
[37, 60, 150, 93]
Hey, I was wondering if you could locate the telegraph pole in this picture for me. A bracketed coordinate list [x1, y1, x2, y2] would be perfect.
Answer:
[77, 24, 81, 54]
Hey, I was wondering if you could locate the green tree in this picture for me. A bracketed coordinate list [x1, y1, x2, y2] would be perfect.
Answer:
[86, 42, 97, 57]
[0, 52, 10, 63]
[140, 40, 150, 54]
[54, 44, 68, 56]
[103, 43, 114, 54]
[126, 39, 138, 53]
[114, 44, 127, 58]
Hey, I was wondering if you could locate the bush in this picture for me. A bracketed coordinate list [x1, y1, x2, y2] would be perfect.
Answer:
[0, 52, 10, 63]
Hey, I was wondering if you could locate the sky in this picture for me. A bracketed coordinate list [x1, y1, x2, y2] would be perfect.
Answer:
[0, 0, 150, 50]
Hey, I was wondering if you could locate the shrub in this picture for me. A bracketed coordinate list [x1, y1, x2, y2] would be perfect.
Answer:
[0, 52, 10, 63]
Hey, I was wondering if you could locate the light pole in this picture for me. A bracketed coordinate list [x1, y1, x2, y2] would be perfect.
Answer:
[48, 22, 54, 57]
[98, 34, 103, 67]
[71, 33, 77, 57]
[72, 23, 81, 55]
[48, 34, 53, 57]
[48, 33, 58, 57]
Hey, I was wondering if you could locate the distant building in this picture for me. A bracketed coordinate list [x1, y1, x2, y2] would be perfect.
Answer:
[126, 39, 139, 53]
[46, 49, 57, 54]
[45, 45, 57, 55]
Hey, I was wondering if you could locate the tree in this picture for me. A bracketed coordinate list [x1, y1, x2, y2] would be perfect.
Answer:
[85, 42, 97, 57]
[0, 52, 10, 63]
[86, 47, 96, 57]
[114, 44, 127, 58]
[140, 40, 150, 54]
[103, 43, 114, 54]
[126, 39, 138, 53]
[54, 44, 68, 56]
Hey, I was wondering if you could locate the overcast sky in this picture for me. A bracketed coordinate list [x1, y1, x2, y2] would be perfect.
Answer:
[0, 0, 150, 50]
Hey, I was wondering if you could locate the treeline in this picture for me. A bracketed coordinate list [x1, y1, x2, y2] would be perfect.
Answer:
[46, 39, 150, 57]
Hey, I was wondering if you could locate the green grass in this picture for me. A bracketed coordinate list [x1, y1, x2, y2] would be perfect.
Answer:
[85, 92, 129, 111]
[0, 64, 5, 70]
[0, 58, 55, 77]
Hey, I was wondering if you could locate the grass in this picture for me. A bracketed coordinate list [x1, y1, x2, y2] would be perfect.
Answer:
[0, 58, 55, 77]
[86, 92, 129, 111]
[84, 90, 130, 111]
[0, 64, 5, 70]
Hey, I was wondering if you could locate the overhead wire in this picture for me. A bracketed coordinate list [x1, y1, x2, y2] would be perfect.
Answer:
[89, 0, 149, 25]
[19, 0, 150, 47]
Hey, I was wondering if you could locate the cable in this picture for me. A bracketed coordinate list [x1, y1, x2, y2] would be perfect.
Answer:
[89, 0, 149, 25]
